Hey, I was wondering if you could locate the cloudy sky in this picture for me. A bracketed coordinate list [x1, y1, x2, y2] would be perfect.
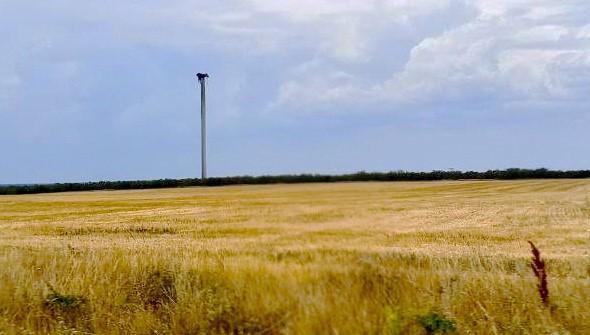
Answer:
[1, 0, 589, 183]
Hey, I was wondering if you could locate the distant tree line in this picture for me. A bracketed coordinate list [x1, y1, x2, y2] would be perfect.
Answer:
[1, 168, 589, 195]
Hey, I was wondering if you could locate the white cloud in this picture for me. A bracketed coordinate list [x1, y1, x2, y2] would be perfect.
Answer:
[380, 2, 590, 102]
[248, 0, 373, 20]
[268, 0, 590, 113]
[2, 0, 590, 116]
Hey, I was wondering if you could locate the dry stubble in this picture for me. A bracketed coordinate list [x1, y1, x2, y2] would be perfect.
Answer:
[0, 180, 589, 334]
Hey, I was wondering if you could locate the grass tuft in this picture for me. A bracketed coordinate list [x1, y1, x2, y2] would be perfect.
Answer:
[131, 268, 177, 310]
[42, 284, 89, 329]
[44, 289, 86, 312]
[418, 312, 456, 334]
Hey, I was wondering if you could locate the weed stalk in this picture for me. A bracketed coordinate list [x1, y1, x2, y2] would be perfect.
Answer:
[527, 241, 548, 306]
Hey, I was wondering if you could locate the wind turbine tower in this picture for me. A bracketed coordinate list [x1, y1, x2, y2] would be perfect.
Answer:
[197, 73, 209, 181]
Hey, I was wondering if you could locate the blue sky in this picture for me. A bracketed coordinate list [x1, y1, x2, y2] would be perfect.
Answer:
[1, 0, 589, 183]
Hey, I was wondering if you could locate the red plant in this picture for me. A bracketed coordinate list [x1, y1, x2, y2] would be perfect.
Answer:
[528, 241, 548, 306]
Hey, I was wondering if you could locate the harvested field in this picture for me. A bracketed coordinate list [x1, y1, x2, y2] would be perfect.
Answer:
[0, 180, 589, 334]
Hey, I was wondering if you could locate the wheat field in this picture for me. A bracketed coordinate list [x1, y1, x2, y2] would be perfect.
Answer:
[0, 180, 589, 334]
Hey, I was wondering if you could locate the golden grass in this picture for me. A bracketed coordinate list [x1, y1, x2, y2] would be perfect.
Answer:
[0, 180, 589, 334]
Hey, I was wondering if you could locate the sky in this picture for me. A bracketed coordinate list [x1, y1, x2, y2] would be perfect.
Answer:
[1, 0, 590, 184]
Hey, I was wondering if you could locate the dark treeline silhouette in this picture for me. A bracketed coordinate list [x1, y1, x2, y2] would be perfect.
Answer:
[1, 168, 589, 195]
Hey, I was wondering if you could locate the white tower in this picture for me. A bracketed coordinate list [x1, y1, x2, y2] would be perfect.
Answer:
[197, 73, 209, 181]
